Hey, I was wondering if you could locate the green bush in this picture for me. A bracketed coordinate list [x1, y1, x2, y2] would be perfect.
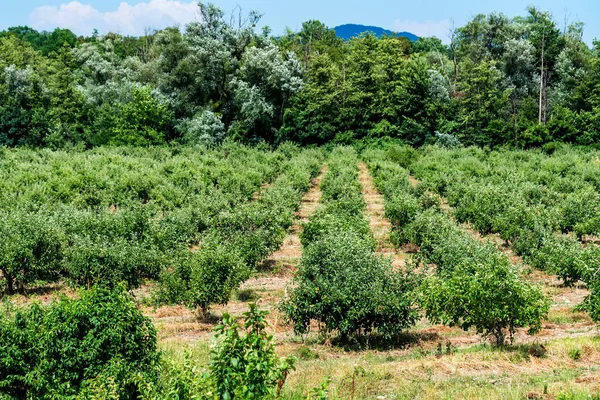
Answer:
[420, 260, 549, 346]
[400, 210, 550, 346]
[65, 236, 163, 289]
[0, 210, 63, 295]
[138, 305, 295, 400]
[386, 145, 420, 170]
[281, 232, 419, 340]
[210, 304, 295, 399]
[384, 192, 422, 229]
[157, 242, 249, 314]
[300, 211, 374, 249]
[0, 287, 159, 399]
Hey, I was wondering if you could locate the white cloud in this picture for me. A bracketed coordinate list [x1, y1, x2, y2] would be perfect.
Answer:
[30, 0, 200, 36]
[393, 19, 453, 44]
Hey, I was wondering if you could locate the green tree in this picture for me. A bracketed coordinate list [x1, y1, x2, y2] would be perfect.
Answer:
[211, 304, 295, 399]
[455, 59, 511, 146]
[110, 86, 173, 146]
[0, 287, 159, 399]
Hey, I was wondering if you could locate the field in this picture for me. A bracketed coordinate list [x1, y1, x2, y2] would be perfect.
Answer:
[1, 144, 600, 399]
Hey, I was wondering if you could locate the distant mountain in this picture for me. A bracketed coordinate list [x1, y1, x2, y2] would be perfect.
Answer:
[333, 24, 419, 41]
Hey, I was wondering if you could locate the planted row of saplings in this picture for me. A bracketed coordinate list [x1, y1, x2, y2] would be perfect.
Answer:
[419, 176, 600, 324]
[365, 150, 550, 346]
[409, 147, 600, 325]
[410, 146, 600, 285]
[0, 148, 323, 302]
[445, 180, 600, 287]
[157, 149, 324, 315]
[281, 147, 419, 342]
[0, 144, 288, 296]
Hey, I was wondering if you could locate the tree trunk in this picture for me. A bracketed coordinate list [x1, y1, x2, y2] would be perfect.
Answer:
[494, 326, 506, 347]
[5, 272, 14, 296]
[538, 32, 545, 125]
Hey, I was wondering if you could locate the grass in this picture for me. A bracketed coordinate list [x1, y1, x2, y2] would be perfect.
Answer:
[273, 336, 600, 399]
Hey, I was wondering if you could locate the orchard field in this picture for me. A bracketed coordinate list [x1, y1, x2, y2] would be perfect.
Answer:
[1, 143, 600, 399]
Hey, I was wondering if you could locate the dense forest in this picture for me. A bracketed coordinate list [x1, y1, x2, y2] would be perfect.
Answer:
[0, 3, 599, 149]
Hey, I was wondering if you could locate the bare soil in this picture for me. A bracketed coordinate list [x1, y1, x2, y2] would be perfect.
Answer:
[358, 163, 408, 268]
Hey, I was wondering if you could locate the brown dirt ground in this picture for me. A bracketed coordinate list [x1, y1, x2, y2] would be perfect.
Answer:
[358, 163, 408, 269]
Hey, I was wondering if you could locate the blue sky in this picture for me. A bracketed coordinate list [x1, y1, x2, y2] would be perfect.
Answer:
[1, 0, 598, 44]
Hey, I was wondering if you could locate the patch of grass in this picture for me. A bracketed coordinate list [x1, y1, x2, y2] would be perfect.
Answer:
[547, 308, 591, 324]
[568, 347, 582, 361]
[235, 289, 259, 302]
[295, 346, 320, 360]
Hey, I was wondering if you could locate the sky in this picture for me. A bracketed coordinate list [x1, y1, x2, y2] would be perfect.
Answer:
[0, 0, 598, 44]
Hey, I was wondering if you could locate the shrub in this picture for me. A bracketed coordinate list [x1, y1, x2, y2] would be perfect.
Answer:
[384, 192, 422, 229]
[527, 234, 587, 285]
[157, 242, 249, 314]
[403, 210, 549, 346]
[65, 236, 163, 289]
[300, 211, 374, 249]
[386, 144, 420, 170]
[420, 260, 550, 346]
[138, 305, 295, 400]
[0, 210, 63, 295]
[110, 87, 173, 146]
[435, 132, 462, 148]
[281, 231, 419, 340]
[0, 287, 159, 399]
[210, 304, 295, 399]
[181, 110, 226, 147]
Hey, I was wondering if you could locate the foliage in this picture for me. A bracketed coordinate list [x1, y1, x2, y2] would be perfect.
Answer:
[0, 144, 322, 297]
[0, 287, 159, 399]
[365, 149, 550, 346]
[0, 210, 63, 295]
[435, 132, 462, 148]
[181, 110, 226, 146]
[154, 148, 323, 312]
[157, 242, 249, 314]
[109, 86, 173, 146]
[283, 147, 418, 341]
[282, 231, 419, 340]
[210, 304, 296, 399]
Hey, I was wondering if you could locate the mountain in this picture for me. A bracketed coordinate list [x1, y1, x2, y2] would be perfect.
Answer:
[333, 24, 419, 41]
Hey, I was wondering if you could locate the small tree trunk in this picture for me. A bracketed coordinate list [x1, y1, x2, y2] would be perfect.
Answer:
[538, 32, 546, 125]
[5, 273, 14, 296]
[494, 326, 506, 347]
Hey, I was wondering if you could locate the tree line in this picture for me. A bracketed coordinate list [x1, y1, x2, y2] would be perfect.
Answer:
[0, 3, 599, 149]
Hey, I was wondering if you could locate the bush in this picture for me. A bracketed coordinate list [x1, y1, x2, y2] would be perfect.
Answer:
[281, 232, 419, 340]
[137, 305, 295, 400]
[420, 260, 550, 346]
[403, 210, 549, 346]
[435, 132, 462, 148]
[0, 210, 63, 295]
[0, 287, 159, 399]
[300, 211, 374, 249]
[210, 304, 295, 399]
[65, 236, 163, 290]
[384, 192, 422, 229]
[157, 242, 249, 314]
[181, 110, 226, 147]
[386, 145, 420, 170]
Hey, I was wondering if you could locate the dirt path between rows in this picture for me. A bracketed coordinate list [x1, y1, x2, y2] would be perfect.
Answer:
[358, 163, 408, 268]
[240, 165, 327, 292]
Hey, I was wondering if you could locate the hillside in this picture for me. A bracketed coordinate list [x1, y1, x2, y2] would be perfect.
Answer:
[333, 23, 419, 41]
